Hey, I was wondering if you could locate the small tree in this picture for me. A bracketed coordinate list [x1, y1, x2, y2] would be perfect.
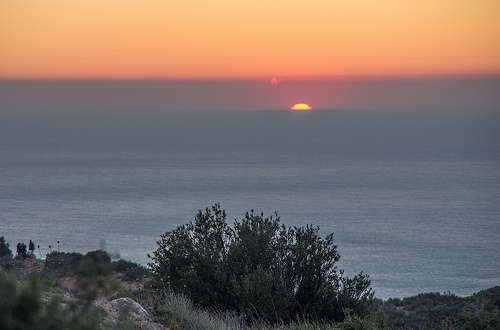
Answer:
[16, 242, 28, 259]
[0, 236, 13, 259]
[28, 240, 36, 258]
[149, 204, 374, 324]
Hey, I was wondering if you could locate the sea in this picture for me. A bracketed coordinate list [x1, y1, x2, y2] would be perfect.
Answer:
[1, 108, 499, 300]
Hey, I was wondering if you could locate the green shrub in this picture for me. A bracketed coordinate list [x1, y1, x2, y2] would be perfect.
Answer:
[381, 292, 464, 329]
[76, 250, 113, 278]
[112, 259, 151, 281]
[460, 288, 500, 330]
[379, 288, 500, 329]
[15, 242, 28, 259]
[149, 203, 374, 325]
[0, 269, 103, 330]
[76, 250, 119, 301]
[0, 236, 13, 260]
[333, 308, 389, 330]
[43, 251, 84, 277]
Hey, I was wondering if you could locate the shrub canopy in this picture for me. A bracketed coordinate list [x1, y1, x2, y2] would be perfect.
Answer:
[0, 236, 13, 259]
[149, 204, 374, 324]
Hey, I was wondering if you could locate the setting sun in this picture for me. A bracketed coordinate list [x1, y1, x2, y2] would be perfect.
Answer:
[291, 103, 312, 111]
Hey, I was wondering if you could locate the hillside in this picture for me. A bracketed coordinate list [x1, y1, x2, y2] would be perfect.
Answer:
[1, 250, 499, 329]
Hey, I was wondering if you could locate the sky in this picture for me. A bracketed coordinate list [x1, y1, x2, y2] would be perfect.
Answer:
[1, 0, 500, 79]
[1, 1, 500, 110]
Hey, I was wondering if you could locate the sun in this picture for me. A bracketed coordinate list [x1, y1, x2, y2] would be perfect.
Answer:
[291, 103, 312, 111]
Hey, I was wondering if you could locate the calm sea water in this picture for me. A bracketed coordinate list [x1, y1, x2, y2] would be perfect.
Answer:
[1, 109, 499, 300]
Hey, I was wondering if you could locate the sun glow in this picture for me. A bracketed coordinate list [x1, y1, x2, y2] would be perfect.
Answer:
[291, 103, 312, 111]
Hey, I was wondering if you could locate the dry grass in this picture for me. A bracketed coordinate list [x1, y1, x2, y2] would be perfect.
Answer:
[137, 289, 339, 330]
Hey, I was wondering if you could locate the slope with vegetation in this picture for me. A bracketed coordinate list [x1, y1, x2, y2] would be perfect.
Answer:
[1, 203, 499, 329]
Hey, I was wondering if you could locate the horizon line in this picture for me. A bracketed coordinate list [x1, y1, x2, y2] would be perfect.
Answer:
[2, 73, 500, 82]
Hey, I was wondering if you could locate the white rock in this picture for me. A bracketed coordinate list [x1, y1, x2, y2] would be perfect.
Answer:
[102, 297, 166, 330]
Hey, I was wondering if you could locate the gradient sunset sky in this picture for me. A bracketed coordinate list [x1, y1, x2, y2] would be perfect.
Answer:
[1, 0, 500, 79]
[1, 1, 500, 111]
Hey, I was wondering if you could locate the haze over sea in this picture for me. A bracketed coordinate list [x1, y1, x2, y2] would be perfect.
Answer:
[1, 81, 499, 300]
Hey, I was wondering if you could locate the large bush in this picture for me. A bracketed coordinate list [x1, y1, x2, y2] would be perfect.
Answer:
[149, 204, 374, 324]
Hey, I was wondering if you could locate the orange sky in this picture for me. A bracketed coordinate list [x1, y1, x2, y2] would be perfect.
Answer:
[1, 0, 500, 79]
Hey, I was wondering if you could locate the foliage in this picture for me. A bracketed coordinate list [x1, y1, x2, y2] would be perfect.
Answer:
[137, 288, 388, 330]
[311, 270, 375, 323]
[44, 249, 122, 301]
[16, 242, 28, 259]
[43, 250, 150, 280]
[149, 203, 375, 324]
[2, 231, 498, 330]
[43, 251, 85, 277]
[0, 236, 13, 260]
[144, 289, 246, 330]
[381, 292, 464, 328]
[13, 240, 37, 260]
[75, 250, 119, 301]
[380, 287, 500, 329]
[463, 286, 500, 310]
[76, 250, 112, 277]
[0, 269, 103, 330]
[459, 287, 500, 330]
[28, 240, 35, 255]
[333, 308, 389, 330]
[112, 259, 151, 281]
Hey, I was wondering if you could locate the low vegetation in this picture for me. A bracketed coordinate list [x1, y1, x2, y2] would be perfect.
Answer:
[1, 202, 499, 330]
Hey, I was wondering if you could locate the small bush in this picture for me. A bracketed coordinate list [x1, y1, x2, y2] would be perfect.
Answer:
[15, 242, 28, 259]
[43, 251, 84, 277]
[333, 308, 389, 330]
[76, 250, 113, 278]
[112, 259, 151, 281]
[76, 250, 119, 301]
[0, 236, 13, 260]
[0, 257, 24, 274]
